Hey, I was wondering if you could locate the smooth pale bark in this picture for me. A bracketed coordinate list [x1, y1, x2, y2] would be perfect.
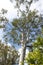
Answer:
[19, 43, 26, 65]
[19, 33, 26, 65]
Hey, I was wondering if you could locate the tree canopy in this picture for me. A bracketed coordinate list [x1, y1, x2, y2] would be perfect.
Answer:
[0, 41, 18, 65]
[26, 37, 43, 65]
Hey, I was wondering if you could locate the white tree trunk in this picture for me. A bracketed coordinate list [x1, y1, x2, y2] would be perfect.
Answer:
[19, 32, 26, 65]
[19, 43, 26, 65]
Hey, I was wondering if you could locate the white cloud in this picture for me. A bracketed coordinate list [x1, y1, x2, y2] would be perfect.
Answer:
[29, 0, 43, 14]
[0, 0, 17, 20]
[0, 0, 13, 10]
[0, 0, 43, 20]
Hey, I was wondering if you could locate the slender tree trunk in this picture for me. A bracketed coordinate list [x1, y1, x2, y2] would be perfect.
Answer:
[19, 33, 26, 65]
[19, 43, 26, 65]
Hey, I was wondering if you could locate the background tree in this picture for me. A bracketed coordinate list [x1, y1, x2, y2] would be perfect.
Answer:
[26, 37, 43, 65]
[0, 41, 18, 65]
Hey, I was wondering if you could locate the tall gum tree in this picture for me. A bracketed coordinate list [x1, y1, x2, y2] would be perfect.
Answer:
[4, 0, 43, 65]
